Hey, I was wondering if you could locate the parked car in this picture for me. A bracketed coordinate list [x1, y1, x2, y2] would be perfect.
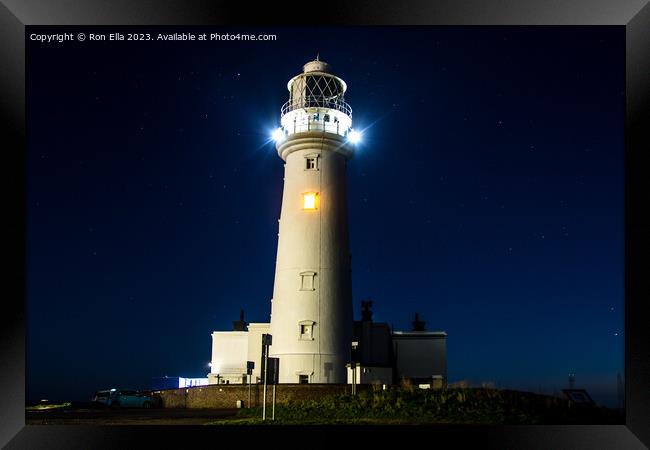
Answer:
[91, 388, 156, 409]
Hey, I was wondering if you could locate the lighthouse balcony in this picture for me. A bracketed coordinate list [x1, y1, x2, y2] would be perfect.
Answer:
[280, 103, 352, 138]
[281, 95, 352, 117]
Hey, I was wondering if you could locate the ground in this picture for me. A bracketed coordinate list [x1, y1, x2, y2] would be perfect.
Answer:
[26, 388, 624, 426]
[26, 407, 239, 425]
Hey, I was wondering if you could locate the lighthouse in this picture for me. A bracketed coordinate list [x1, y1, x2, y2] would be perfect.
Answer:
[268, 57, 358, 383]
[206, 59, 446, 390]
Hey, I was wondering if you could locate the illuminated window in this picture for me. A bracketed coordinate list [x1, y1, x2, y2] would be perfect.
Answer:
[302, 192, 318, 209]
[299, 271, 316, 291]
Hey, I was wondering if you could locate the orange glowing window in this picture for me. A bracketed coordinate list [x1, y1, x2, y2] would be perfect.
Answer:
[303, 192, 318, 210]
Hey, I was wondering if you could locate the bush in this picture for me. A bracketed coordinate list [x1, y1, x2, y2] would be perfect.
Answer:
[231, 387, 623, 425]
[399, 377, 414, 392]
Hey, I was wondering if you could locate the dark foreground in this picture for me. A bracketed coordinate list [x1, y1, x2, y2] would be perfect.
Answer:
[26, 388, 625, 426]
[26, 407, 239, 425]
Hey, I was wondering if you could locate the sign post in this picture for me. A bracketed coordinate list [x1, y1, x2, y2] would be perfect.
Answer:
[261, 334, 272, 420]
[266, 357, 279, 421]
[246, 361, 254, 408]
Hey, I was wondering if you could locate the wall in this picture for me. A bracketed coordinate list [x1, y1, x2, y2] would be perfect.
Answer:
[346, 366, 393, 385]
[354, 321, 392, 366]
[210, 331, 248, 378]
[393, 333, 447, 382]
[157, 383, 373, 409]
[247, 323, 270, 382]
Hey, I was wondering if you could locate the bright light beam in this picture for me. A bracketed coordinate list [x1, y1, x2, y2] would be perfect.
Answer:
[272, 127, 284, 142]
[348, 129, 362, 144]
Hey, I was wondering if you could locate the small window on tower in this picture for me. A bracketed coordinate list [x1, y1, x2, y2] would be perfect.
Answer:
[298, 320, 315, 340]
[306, 157, 316, 170]
[299, 271, 316, 291]
[299, 375, 309, 384]
[323, 114, 330, 122]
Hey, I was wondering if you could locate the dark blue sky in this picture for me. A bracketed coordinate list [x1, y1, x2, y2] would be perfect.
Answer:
[26, 26, 624, 406]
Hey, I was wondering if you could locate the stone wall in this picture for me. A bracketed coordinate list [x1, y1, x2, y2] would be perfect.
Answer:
[156, 383, 374, 409]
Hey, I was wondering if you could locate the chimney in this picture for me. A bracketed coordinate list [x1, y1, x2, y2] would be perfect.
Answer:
[232, 309, 248, 331]
[361, 300, 373, 322]
[411, 312, 426, 331]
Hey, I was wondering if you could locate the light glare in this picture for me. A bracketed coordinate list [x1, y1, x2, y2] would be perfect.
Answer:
[348, 129, 362, 144]
[272, 127, 284, 142]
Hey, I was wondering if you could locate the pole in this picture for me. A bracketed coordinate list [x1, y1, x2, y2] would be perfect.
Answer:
[262, 345, 268, 420]
[248, 373, 251, 408]
[272, 384, 276, 421]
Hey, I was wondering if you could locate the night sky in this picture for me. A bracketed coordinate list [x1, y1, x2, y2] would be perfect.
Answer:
[26, 26, 624, 406]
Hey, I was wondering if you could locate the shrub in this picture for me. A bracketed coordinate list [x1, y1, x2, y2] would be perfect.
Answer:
[399, 377, 414, 391]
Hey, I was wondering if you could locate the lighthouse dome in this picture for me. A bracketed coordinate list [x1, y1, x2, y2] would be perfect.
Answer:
[303, 58, 331, 74]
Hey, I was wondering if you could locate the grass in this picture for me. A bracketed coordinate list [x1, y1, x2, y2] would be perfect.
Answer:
[26, 402, 72, 411]
[206, 387, 623, 426]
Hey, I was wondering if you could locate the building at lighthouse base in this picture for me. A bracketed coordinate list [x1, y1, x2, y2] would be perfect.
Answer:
[207, 305, 447, 387]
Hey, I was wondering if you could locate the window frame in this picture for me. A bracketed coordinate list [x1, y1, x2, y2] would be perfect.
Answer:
[304, 153, 320, 171]
[299, 271, 316, 291]
[298, 320, 316, 341]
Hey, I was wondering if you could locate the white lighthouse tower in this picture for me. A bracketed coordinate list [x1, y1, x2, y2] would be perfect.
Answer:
[268, 57, 358, 384]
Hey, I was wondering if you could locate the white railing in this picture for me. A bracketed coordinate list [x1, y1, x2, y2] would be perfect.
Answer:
[281, 96, 352, 118]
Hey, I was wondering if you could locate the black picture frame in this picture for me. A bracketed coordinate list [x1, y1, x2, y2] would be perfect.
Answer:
[2, 1, 648, 448]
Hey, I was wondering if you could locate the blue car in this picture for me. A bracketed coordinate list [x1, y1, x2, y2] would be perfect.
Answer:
[92, 388, 156, 409]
